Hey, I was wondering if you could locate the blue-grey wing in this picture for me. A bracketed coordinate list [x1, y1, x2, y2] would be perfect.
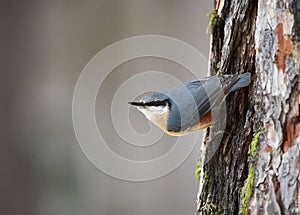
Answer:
[165, 77, 224, 132]
[165, 73, 250, 132]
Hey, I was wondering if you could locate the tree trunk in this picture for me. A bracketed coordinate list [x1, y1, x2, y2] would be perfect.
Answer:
[196, 0, 300, 214]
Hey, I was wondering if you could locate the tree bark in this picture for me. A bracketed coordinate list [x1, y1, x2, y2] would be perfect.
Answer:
[196, 0, 300, 214]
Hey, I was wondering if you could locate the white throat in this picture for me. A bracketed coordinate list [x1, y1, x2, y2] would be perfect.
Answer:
[137, 105, 168, 121]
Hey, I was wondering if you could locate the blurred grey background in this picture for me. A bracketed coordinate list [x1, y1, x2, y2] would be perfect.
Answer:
[2, 0, 211, 215]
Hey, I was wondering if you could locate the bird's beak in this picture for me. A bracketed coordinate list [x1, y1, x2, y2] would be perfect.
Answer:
[128, 101, 145, 106]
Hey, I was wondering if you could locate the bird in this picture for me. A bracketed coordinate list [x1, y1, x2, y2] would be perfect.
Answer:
[129, 73, 251, 136]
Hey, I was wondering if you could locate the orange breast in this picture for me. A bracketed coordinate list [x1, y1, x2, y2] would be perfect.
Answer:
[151, 111, 168, 131]
[165, 112, 212, 136]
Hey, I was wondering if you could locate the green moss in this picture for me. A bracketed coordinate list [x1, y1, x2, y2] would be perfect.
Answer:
[239, 130, 261, 215]
[216, 61, 221, 76]
[195, 161, 201, 181]
[248, 130, 261, 158]
[204, 167, 209, 180]
[195, 162, 210, 181]
[210, 207, 224, 215]
[240, 163, 255, 214]
[207, 9, 217, 30]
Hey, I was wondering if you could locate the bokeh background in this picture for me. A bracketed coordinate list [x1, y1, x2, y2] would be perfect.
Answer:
[2, 0, 211, 214]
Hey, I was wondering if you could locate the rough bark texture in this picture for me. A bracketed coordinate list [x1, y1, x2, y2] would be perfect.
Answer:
[250, 0, 300, 214]
[196, 0, 300, 214]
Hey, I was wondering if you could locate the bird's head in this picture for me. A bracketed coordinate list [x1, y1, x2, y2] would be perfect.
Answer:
[129, 93, 171, 128]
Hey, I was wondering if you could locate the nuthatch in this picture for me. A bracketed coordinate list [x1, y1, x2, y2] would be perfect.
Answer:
[129, 73, 250, 136]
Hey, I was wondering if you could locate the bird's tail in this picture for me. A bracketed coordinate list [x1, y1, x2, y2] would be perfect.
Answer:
[229, 72, 251, 92]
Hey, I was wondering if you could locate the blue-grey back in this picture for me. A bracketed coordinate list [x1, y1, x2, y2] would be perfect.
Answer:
[164, 77, 222, 132]
[164, 73, 250, 132]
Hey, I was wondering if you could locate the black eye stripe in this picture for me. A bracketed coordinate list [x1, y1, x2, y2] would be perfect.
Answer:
[128, 102, 145, 106]
[129, 99, 170, 107]
[144, 100, 168, 106]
